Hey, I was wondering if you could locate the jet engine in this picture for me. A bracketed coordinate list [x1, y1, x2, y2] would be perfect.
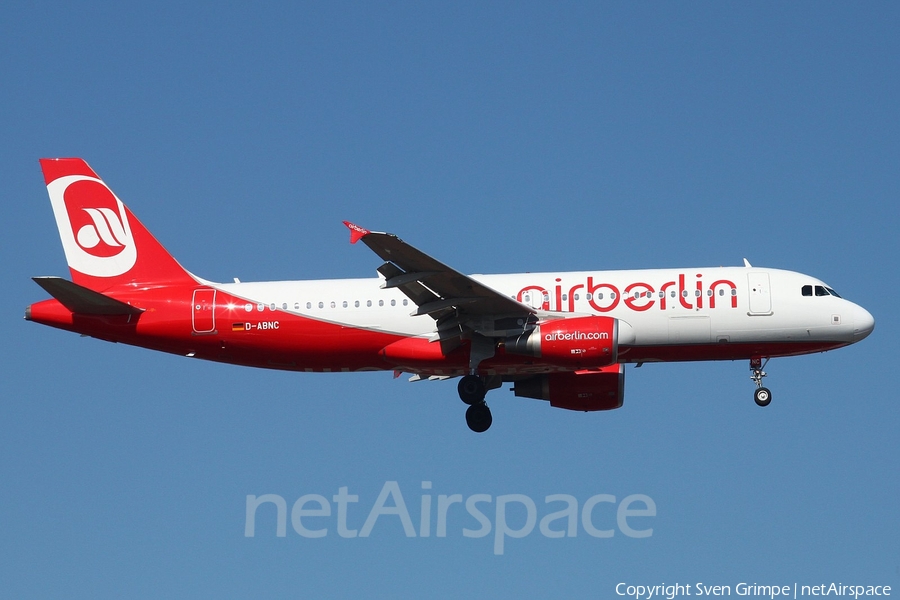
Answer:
[512, 365, 625, 411]
[505, 315, 633, 368]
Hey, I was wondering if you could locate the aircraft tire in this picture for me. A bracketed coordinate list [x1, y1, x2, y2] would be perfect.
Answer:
[465, 403, 492, 433]
[458, 375, 486, 405]
[754, 387, 772, 407]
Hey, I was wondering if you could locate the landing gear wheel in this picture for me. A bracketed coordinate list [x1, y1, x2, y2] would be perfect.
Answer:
[458, 375, 486, 405]
[465, 402, 492, 433]
[754, 387, 772, 407]
[749, 358, 772, 407]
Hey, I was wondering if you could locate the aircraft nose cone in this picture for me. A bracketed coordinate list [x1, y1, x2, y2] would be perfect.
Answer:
[852, 305, 875, 341]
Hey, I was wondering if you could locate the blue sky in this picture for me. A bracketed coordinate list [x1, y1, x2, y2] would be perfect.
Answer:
[2, 2, 898, 598]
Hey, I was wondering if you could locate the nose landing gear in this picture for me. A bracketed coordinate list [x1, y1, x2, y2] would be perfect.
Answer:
[750, 357, 772, 407]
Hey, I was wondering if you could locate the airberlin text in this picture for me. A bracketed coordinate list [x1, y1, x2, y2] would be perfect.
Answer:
[546, 331, 609, 341]
[244, 481, 656, 555]
[518, 273, 738, 313]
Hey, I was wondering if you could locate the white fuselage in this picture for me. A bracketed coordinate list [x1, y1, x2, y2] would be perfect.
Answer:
[214, 266, 874, 356]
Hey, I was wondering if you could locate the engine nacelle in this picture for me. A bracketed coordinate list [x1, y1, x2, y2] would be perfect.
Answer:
[505, 315, 627, 368]
[513, 365, 625, 411]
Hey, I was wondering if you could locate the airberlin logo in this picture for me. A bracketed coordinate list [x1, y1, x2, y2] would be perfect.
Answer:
[74, 208, 129, 255]
[519, 274, 739, 314]
[545, 331, 609, 341]
[47, 175, 137, 278]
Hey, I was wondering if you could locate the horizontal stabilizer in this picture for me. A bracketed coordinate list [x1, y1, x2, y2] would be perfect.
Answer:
[32, 276, 144, 316]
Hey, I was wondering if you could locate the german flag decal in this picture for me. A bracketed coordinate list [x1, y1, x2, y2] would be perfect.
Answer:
[232, 322, 246, 332]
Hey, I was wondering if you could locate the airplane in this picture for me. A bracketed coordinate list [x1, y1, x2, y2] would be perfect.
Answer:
[26, 158, 875, 432]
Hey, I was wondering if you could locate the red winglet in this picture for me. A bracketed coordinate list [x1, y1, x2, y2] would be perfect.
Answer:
[343, 221, 370, 244]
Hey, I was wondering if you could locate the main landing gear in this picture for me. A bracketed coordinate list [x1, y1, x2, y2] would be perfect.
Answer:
[458, 374, 493, 433]
[457, 335, 499, 433]
[750, 357, 772, 407]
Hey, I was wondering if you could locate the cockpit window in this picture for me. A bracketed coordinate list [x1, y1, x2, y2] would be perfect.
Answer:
[803, 284, 842, 298]
[806, 285, 842, 298]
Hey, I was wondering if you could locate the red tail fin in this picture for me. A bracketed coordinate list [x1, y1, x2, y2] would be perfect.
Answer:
[40, 158, 195, 291]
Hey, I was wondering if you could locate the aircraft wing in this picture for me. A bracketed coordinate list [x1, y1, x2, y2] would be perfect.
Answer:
[344, 222, 536, 339]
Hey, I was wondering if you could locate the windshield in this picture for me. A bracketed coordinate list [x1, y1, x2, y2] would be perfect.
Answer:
[802, 284, 842, 298]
